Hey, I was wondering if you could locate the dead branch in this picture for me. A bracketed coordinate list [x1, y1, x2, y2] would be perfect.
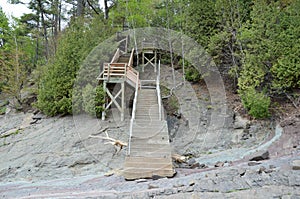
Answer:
[89, 131, 127, 154]
[172, 153, 188, 163]
[285, 93, 299, 109]
[90, 127, 109, 136]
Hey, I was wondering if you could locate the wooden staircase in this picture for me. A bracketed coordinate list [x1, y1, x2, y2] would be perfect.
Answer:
[97, 47, 174, 180]
[123, 89, 175, 180]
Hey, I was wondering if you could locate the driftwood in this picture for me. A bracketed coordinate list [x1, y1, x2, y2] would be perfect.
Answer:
[172, 153, 188, 163]
[89, 131, 127, 154]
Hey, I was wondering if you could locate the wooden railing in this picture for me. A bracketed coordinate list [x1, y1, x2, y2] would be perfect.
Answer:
[128, 48, 134, 67]
[156, 60, 162, 120]
[98, 48, 136, 81]
[142, 41, 155, 49]
[111, 48, 121, 63]
[128, 70, 139, 156]
[102, 63, 127, 80]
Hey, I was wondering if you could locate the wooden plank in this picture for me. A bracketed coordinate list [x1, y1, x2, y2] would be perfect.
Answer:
[124, 84, 174, 180]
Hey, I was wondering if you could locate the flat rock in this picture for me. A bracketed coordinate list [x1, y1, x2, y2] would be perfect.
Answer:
[32, 113, 45, 120]
[249, 150, 269, 161]
[291, 160, 300, 170]
[0, 128, 19, 138]
[233, 115, 249, 129]
[148, 183, 159, 189]
[248, 161, 261, 166]
[214, 161, 224, 167]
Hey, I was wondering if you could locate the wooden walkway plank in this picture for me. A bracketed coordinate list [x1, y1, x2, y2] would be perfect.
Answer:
[123, 88, 175, 180]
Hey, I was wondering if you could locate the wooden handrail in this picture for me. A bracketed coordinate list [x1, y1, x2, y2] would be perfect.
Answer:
[128, 48, 135, 67]
[156, 60, 162, 120]
[142, 41, 155, 49]
[128, 70, 139, 156]
[111, 48, 120, 63]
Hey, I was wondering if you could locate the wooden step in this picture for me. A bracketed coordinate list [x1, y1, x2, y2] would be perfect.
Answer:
[129, 151, 171, 158]
[124, 161, 173, 170]
[123, 168, 175, 180]
[123, 156, 174, 180]
[130, 143, 170, 149]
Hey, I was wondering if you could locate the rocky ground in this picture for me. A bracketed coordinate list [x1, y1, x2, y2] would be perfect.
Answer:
[0, 65, 299, 198]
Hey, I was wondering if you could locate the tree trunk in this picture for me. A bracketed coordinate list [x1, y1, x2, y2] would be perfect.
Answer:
[37, 0, 49, 60]
[104, 0, 109, 19]
[77, 0, 86, 16]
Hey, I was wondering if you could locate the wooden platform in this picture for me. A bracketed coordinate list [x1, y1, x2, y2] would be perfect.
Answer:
[123, 89, 175, 180]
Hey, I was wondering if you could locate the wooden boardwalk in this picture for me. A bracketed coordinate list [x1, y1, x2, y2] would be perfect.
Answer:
[123, 89, 175, 180]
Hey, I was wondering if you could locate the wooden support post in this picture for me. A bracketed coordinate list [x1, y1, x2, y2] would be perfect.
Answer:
[102, 80, 126, 121]
[121, 81, 125, 121]
[102, 81, 107, 121]
[142, 51, 145, 72]
[154, 50, 157, 73]
[142, 49, 157, 73]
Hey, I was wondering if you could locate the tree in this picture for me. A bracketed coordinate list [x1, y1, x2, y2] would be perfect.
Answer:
[237, 0, 300, 117]
[0, 10, 33, 107]
[184, 0, 218, 47]
[238, 0, 300, 92]
[37, 16, 114, 116]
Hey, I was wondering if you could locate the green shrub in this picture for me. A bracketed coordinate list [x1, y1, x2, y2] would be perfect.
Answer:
[36, 17, 114, 116]
[0, 106, 6, 115]
[178, 58, 201, 82]
[185, 66, 201, 82]
[82, 84, 105, 118]
[240, 87, 270, 119]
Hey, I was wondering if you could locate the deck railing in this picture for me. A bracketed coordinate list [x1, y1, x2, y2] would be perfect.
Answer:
[156, 60, 162, 120]
[142, 41, 155, 49]
[98, 48, 136, 81]
[102, 63, 127, 80]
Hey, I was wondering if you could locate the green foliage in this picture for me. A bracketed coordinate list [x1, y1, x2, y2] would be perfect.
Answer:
[184, 1, 218, 47]
[82, 84, 96, 116]
[0, 106, 6, 115]
[178, 58, 201, 82]
[240, 87, 270, 119]
[94, 85, 105, 118]
[238, 0, 300, 92]
[112, 0, 157, 28]
[82, 84, 105, 118]
[0, 8, 10, 49]
[37, 17, 114, 116]
[185, 67, 201, 82]
[0, 10, 34, 107]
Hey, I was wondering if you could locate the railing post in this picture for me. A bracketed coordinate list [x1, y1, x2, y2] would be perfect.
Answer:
[107, 63, 111, 81]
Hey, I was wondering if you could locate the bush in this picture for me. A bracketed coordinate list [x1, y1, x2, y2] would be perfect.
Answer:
[37, 17, 114, 116]
[240, 87, 271, 119]
[82, 84, 105, 118]
[0, 106, 6, 115]
[178, 58, 201, 82]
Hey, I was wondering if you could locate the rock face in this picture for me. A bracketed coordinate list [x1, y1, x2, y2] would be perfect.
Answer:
[233, 115, 250, 129]
[0, 113, 129, 182]
[1, 160, 299, 198]
[0, 65, 300, 198]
